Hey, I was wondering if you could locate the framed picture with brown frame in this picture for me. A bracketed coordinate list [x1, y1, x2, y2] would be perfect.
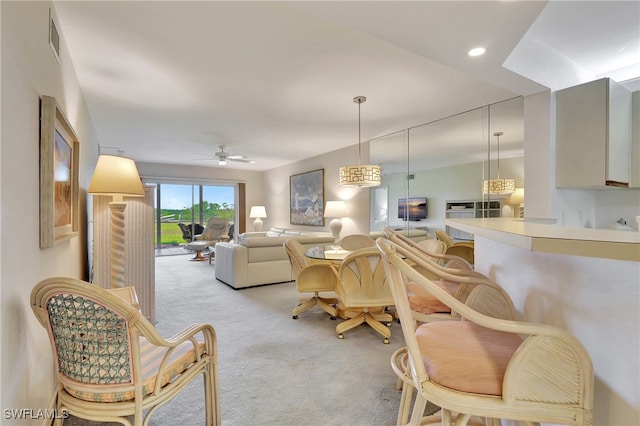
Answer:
[290, 169, 324, 226]
[40, 95, 79, 248]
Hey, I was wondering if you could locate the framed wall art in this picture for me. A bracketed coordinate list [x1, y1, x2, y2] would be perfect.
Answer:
[40, 95, 79, 248]
[290, 169, 324, 226]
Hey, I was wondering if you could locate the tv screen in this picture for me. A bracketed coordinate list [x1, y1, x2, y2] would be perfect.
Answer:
[398, 197, 428, 221]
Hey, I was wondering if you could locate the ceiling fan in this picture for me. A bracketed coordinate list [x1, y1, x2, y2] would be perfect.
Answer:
[212, 146, 254, 166]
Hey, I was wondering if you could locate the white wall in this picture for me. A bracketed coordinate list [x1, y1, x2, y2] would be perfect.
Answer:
[1, 2, 99, 422]
[263, 144, 372, 238]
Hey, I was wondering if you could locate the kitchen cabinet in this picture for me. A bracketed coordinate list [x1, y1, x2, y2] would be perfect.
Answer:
[556, 78, 632, 189]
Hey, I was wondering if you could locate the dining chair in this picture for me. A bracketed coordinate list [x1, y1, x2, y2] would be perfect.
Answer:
[377, 238, 594, 426]
[283, 239, 338, 319]
[435, 229, 475, 265]
[31, 277, 220, 426]
[383, 227, 473, 271]
[333, 247, 394, 343]
[339, 234, 376, 251]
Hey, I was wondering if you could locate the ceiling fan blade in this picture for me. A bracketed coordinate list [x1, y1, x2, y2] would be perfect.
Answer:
[229, 157, 255, 163]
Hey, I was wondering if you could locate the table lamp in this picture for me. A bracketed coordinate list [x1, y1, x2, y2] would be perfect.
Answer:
[324, 200, 347, 241]
[89, 155, 145, 288]
[249, 206, 267, 232]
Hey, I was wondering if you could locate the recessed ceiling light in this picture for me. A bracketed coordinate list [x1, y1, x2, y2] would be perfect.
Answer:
[468, 47, 486, 57]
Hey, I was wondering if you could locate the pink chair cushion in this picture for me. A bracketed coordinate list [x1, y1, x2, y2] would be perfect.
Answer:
[407, 280, 459, 314]
[416, 321, 523, 395]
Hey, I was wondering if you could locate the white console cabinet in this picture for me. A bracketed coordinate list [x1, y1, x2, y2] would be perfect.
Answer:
[445, 200, 502, 240]
[92, 185, 155, 323]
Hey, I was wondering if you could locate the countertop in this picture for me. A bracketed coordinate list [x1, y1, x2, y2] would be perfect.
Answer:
[445, 217, 640, 261]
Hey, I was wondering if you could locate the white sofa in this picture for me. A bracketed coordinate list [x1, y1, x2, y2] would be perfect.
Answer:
[214, 228, 335, 289]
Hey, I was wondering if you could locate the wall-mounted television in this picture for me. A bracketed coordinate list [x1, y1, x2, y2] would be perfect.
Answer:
[398, 197, 428, 221]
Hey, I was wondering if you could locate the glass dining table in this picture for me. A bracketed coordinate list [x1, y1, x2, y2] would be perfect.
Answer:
[304, 244, 350, 262]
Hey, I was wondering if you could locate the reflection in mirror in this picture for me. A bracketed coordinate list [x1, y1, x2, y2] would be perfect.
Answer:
[369, 97, 524, 236]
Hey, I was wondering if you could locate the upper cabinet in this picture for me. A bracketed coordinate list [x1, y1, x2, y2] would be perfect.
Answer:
[556, 78, 632, 189]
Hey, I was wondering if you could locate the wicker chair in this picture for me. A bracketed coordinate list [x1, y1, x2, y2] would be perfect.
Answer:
[284, 239, 338, 319]
[339, 234, 376, 251]
[382, 229, 516, 424]
[383, 227, 473, 271]
[377, 238, 594, 426]
[333, 247, 394, 344]
[435, 229, 475, 265]
[31, 277, 220, 426]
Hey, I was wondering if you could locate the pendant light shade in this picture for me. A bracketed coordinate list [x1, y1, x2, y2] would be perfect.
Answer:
[482, 131, 515, 195]
[339, 96, 381, 187]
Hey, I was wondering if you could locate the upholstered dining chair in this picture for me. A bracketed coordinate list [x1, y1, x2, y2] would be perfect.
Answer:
[435, 229, 475, 265]
[377, 238, 594, 426]
[31, 277, 220, 426]
[333, 247, 394, 343]
[283, 239, 338, 319]
[339, 234, 376, 251]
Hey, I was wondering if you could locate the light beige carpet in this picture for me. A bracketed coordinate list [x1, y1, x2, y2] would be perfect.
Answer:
[63, 254, 414, 425]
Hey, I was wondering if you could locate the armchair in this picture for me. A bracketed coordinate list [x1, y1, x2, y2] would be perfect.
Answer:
[178, 222, 205, 242]
[30, 277, 220, 426]
[193, 217, 230, 263]
[378, 238, 594, 426]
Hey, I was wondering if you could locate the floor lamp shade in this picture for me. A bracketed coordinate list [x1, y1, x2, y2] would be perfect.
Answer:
[88, 155, 145, 200]
[323, 201, 347, 241]
[89, 155, 145, 288]
[249, 205, 267, 232]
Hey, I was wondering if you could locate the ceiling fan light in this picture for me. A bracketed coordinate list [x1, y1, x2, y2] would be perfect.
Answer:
[218, 158, 227, 166]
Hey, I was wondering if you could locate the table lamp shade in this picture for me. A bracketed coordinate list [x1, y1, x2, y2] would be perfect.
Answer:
[249, 206, 267, 218]
[89, 155, 145, 198]
[323, 201, 347, 218]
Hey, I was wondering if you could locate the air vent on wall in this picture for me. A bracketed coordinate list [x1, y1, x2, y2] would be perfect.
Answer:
[49, 9, 60, 62]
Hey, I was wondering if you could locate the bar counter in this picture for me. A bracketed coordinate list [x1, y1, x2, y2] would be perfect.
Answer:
[445, 217, 639, 425]
[445, 217, 640, 261]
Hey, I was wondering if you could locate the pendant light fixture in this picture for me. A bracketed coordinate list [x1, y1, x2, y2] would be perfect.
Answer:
[339, 96, 381, 187]
[482, 131, 516, 195]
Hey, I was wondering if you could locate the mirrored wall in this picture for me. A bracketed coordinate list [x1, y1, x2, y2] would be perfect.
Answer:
[370, 97, 524, 235]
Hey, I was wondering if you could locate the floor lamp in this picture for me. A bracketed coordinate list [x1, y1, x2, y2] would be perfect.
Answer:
[89, 155, 145, 288]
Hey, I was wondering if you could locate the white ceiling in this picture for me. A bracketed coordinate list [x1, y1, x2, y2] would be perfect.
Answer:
[52, 1, 639, 172]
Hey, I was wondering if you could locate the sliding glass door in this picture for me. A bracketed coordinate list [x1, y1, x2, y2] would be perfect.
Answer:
[149, 182, 236, 254]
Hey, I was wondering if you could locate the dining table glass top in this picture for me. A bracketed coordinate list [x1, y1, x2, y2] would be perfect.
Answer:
[305, 244, 350, 261]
